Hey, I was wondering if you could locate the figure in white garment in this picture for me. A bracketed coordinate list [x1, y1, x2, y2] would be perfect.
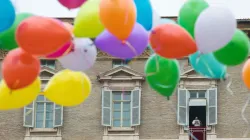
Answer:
[192, 117, 202, 127]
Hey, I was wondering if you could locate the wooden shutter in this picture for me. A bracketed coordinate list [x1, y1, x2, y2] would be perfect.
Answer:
[53, 104, 63, 127]
[131, 88, 141, 126]
[178, 88, 189, 125]
[102, 88, 112, 126]
[23, 101, 34, 127]
[207, 88, 217, 125]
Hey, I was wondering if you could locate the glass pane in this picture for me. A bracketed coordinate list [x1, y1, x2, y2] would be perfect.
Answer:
[113, 120, 120, 127]
[36, 95, 44, 101]
[25, 108, 33, 126]
[123, 102, 130, 112]
[46, 103, 53, 120]
[114, 102, 121, 110]
[54, 107, 62, 126]
[123, 111, 130, 119]
[132, 90, 139, 106]
[179, 107, 186, 124]
[190, 93, 197, 98]
[132, 108, 139, 125]
[35, 103, 44, 128]
[123, 120, 130, 127]
[103, 108, 111, 125]
[209, 107, 216, 124]
[209, 90, 216, 106]
[113, 92, 121, 100]
[40, 60, 46, 66]
[113, 111, 121, 119]
[123, 92, 131, 100]
[179, 90, 186, 106]
[199, 92, 206, 98]
[103, 91, 111, 107]
[45, 120, 53, 128]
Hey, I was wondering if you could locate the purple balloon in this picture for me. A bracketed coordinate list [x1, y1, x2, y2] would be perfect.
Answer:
[95, 23, 149, 59]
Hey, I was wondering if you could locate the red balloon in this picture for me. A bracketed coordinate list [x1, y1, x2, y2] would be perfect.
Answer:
[16, 16, 72, 56]
[2, 48, 40, 90]
[150, 24, 197, 59]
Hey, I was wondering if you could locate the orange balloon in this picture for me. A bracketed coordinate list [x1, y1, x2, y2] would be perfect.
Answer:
[16, 16, 72, 56]
[150, 24, 197, 59]
[99, 0, 136, 41]
[242, 59, 250, 89]
[63, 22, 73, 34]
[2, 48, 40, 90]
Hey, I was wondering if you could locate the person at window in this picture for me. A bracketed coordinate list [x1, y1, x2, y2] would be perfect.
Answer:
[192, 117, 202, 127]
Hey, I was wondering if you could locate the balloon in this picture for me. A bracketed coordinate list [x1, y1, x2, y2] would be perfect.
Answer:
[195, 6, 236, 53]
[214, 29, 250, 66]
[58, 0, 87, 9]
[242, 59, 250, 89]
[95, 23, 148, 59]
[73, 0, 104, 38]
[0, 0, 15, 32]
[63, 22, 73, 34]
[99, 0, 136, 41]
[134, 0, 153, 30]
[0, 13, 33, 50]
[189, 52, 227, 79]
[46, 41, 73, 59]
[2, 48, 40, 90]
[16, 16, 72, 56]
[0, 78, 40, 110]
[178, 0, 209, 38]
[44, 70, 91, 106]
[145, 54, 180, 97]
[59, 38, 97, 71]
[150, 24, 197, 59]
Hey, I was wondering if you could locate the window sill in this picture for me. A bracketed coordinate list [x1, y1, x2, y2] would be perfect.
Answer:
[30, 128, 58, 133]
[108, 127, 135, 132]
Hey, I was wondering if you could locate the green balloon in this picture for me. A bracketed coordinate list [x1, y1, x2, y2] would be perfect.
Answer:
[0, 13, 33, 50]
[145, 54, 180, 98]
[178, 0, 209, 37]
[213, 29, 250, 66]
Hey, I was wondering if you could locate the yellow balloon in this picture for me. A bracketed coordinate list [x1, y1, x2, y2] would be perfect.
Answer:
[0, 78, 41, 110]
[73, 0, 104, 38]
[44, 69, 91, 106]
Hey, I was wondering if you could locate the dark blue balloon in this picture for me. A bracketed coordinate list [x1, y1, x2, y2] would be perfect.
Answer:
[0, 0, 15, 32]
[134, 0, 153, 31]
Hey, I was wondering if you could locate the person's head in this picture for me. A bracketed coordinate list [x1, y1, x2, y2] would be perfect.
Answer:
[195, 117, 198, 119]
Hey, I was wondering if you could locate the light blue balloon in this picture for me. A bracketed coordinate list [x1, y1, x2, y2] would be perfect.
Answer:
[160, 18, 176, 24]
[189, 52, 227, 79]
[0, 0, 15, 32]
[134, 0, 153, 31]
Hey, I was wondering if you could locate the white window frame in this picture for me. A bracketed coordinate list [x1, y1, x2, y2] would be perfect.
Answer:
[112, 59, 129, 68]
[23, 95, 63, 131]
[102, 88, 141, 130]
[178, 88, 218, 127]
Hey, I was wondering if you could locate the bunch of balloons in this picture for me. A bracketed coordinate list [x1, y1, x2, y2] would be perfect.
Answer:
[145, 0, 250, 99]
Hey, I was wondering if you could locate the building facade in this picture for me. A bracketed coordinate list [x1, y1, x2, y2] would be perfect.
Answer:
[0, 18, 249, 140]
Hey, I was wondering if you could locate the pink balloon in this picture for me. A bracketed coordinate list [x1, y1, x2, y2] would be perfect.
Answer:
[46, 42, 73, 59]
[58, 0, 87, 9]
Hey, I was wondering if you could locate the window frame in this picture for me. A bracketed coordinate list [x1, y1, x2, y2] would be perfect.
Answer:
[177, 88, 218, 127]
[40, 59, 56, 69]
[112, 59, 129, 68]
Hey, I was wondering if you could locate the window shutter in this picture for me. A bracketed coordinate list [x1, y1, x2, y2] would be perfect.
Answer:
[53, 104, 63, 127]
[207, 88, 217, 125]
[131, 88, 141, 126]
[23, 101, 34, 127]
[177, 88, 189, 126]
[102, 88, 112, 126]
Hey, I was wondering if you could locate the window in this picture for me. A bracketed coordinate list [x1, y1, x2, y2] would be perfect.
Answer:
[113, 91, 131, 127]
[23, 95, 63, 128]
[112, 59, 129, 68]
[102, 88, 141, 127]
[41, 60, 56, 69]
[177, 88, 217, 126]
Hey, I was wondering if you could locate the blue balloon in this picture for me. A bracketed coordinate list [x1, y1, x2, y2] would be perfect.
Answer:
[189, 52, 227, 79]
[0, 0, 15, 32]
[134, 0, 153, 31]
[160, 18, 176, 24]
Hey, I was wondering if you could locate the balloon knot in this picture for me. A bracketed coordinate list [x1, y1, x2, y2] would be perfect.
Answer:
[121, 40, 126, 44]
[151, 30, 156, 34]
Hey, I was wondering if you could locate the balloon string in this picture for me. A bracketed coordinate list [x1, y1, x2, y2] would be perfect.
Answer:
[9, 80, 20, 95]
[242, 93, 250, 137]
[124, 41, 138, 57]
[225, 74, 234, 95]
[166, 98, 198, 140]
[146, 55, 159, 77]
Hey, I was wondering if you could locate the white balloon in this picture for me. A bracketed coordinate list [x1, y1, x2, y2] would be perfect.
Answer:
[59, 38, 97, 71]
[195, 6, 236, 53]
